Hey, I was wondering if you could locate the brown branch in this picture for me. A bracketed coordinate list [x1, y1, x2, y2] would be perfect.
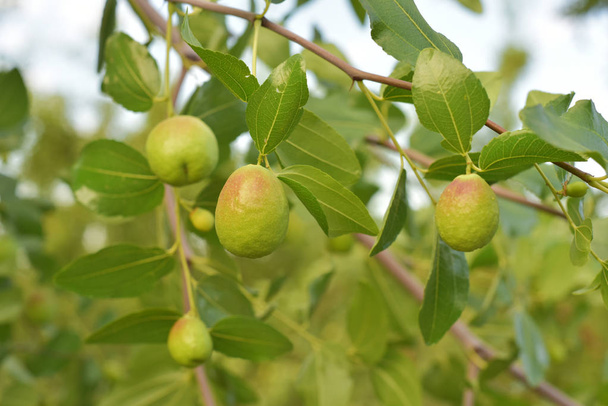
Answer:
[463, 361, 479, 406]
[355, 234, 581, 406]
[365, 136, 567, 219]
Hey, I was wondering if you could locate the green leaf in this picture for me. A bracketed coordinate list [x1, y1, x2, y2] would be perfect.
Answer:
[479, 130, 585, 178]
[309, 271, 334, 317]
[0, 383, 39, 406]
[412, 48, 490, 155]
[419, 237, 469, 345]
[381, 62, 414, 103]
[371, 347, 422, 406]
[97, 0, 117, 72]
[0, 68, 29, 131]
[102, 32, 161, 112]
[475, 71, 501, 112]
[275, 109, 361, 186]
[370, 168, 408, 256]
[456, 0, 482, 13]
[278, 165, 379, 237]
[349, 0, 367, 24]
[197, 274, 254, 327]
[358, 0, 462, 65]
[210, 316, 292, 361]
[573, 271, 601, 295]
[86, 309, 181, 344]
[257, 28, 291, 69]
[525, 90, 574, 115]
[570, 218, 593, 266]
[296, 345, 353, 406]
[27, 329, 81, 376]
[181, 14, 259, 102]
[425, 153, 480, 181]
[302, 42, 352, 88]
[599, 265, 608, 310]
[513, 310, 549, 387]
[347, 280, 388, 363]
[0, 286, 22, 324]
[520, 99, 608, 168]
[246, 54, 309, 154]
[71, 140, 164, 217]
[54, 245, 175, 298]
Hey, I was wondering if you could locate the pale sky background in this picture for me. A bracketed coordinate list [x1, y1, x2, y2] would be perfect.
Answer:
[1, 0, 607, 209]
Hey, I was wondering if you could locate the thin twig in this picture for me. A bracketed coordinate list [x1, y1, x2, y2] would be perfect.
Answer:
[463, 361, 479, 406]
[355, 234, 581, 406]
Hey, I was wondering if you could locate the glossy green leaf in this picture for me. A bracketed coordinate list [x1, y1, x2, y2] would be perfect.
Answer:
[412, 48, 490, 155]
[570, 218, 593, 266]
[71, 140, 164, 217]
[520, 99, 608, 168]
[102, 32, 160, 112]
[86, 309, 181, 344]
[54, 245, 174, 298]
[370, 168, 408, 256]
[278, 165, 379, 237]
[513, 310, 549, 387]
[358, 0, 462, 65]
[381, 62, 414, 103]
[197, 274, 254, 327]
[182, 14, 259, 102]
[419, 237, 469, 345]
[275, 109, 361, 185]
[182, 78, 248, 147]
[97, 0, 117, 72]
[371, 347, 422, 406]
[309, 271, 334, 317]
[210, 316, 292, 361]
[479, 130, 585, 177]
[0, 68, 29, 131]
[347, 280, 388, 363]
[247, 54, 309, 154]
[296, 345, 353, 406]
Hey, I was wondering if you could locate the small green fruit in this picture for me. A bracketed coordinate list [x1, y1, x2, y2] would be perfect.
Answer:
[190, 208, 215, 233]
[566, 181, 588, 198]
[327, 234, 354, 253]
[435, 174, 499, 252]
[215, 165, 289, 258]
[167, 314, 213, 367]
[146, 115, 218, 186]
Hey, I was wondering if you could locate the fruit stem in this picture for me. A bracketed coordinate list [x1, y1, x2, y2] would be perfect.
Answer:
[357, 81, 437, 205]
[165, 2, 175, 118]
[173, 188, 198, 316]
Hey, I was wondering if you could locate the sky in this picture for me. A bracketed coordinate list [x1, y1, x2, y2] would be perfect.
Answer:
[1, 0, 607, 207]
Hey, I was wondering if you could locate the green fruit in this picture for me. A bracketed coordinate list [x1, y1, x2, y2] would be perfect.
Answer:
[24, 289, 57, 324]
[435, 174, 499, 252]
[167, 314, 213, 367]
[215, 165, 289, 258]
[566, 181, 588, 198]
[146, 115, 218, 186]
[190, 208, 215, 232]
[327, 234, 354, 253]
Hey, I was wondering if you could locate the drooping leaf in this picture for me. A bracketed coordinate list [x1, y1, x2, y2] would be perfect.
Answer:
[102, 32, 161, 112]
[370, 168, 408, 256]
[570, 218, 593, 266]
[347, 280, 388, 363]
[278, 165, 379, 237]
[358, 0, 462, 65]
[419, 237, 469, 345]
[182, 14, 259, 102]
[210, 316, 292, 361]
[371, 347, 422, 406]
[97, 0, 117, 72]
[246, 54, 309, 154]
[520, 99, 608, 168]
[309, 271, 334, 317]
[71, 140, 164, 217]
[196, 274, 254, 327]
[513, 310, 549, 387]
[479, 130, 585, 177]
[275, 109, 361, 185]
[86, 309, 181, 344]
[54, 245, 175, 298]
[412, 48, 490, 155]
[296, 345, 353, 406]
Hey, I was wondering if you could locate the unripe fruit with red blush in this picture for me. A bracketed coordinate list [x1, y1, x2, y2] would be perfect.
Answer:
[167, 314, 213, 367]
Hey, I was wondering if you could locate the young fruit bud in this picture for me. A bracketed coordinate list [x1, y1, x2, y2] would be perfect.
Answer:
[566, 181, 588, 198]
[435, 174, 499, 252]
[215, 165, 289, 258]
[327, 234, 354, 253]
[167, 314, 213, 367]
[189, 208, 215, 233]
[146, 116, 218, 186]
